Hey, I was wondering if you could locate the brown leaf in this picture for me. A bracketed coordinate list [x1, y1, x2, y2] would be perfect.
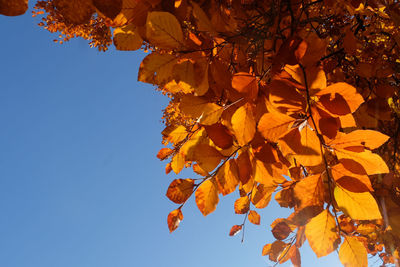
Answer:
[272, 221, 292, 240]
[0, 0, 28, 16]
[229, 225, 242, 236]
[248, 210, 260, 225]
[93, 0, 122, 20]
[167, 209, 183, 233]
[234, 196, 250, 214]
[166, 179, 194, 204]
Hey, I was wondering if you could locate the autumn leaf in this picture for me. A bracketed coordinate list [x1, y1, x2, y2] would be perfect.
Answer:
[248, 210, 260, 225]
[138, 53, 176, 85]
[170, 152, 185, 174]
[192, 144, 223, 173]
[167, 209, 183, 233]
[335, 149, 389, 175]
[215, 159, 239, 195]
[232, 72, 258, 100]
[328, 130, 389, 150]
[195, 178, 219, 216]
[204, 123, 233, 149]
[166, 179, 194, 204]
[334, 185, 382, 220]
[293, 174, 324, 209]
[113, 23, 143, 51]
[251, 183, 276, 209]
[53, 0, 94, 24]
[339, 236, 368, 267]
[0, 0, 28, 16]
[231, 103, 256, 146]
[257, 111, 295, 142]
[305, 210, 340, 257]
[234, 196, 250, 214]
[146, 11, 183, 49]
[93, 0, 122, 20]
[179, 95, 223, 125]
[229, 225, 242, 236]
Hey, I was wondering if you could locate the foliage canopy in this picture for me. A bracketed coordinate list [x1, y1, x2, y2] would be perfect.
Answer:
[3, 0, 400, 266]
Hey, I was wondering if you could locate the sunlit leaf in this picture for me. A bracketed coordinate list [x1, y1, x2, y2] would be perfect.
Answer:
[339, 236, 367, 267]
[195, 178, 219, 216]
[113, 23, 143, 51]
[231, 103, 256, 146]
[258, 111, 295, 142]
[334, 185, 382, 220]
[166, 179, 194, 204]
[167, 209, 183, 233]
[234, 196, 250, 214]
[248, 210, 260, 225]
[305, 210, 340, 257]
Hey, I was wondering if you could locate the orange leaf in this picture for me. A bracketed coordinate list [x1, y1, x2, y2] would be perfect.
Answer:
[167, 209, 183, 233]
[215, 159, 239, 195]
[236, 150, 252, 185]
[232, 72, 258, 100]
[166, 179, 194, 204]
[231, 103, 256, 146]
[271, 221, 292, 240]
[248, 210, 260, 225]
[251, 183, 276, 209]
[234, 196, 250, 214]
[316, 82, 364, 115]
[335, 148, 389, 175]
[192, 163, 209, 176]
[293, 174, 324, 209]
[305, 210, 340, 257]
[195, 178, 219, 216]
[156, 147, 173, 160]
[279, 127, 322, 167]
[268, 80, 305, 114]
[229, 225, 242, 236]
[204, 123, 233, 149]
[328, 130, 389, 150]
[0, 0, 28, 16]
[330, 163, 373, 192]
[179, 95, 223, 125]
[171, 151, 185, 174]
[192, 144, 223, 172]
[257, 111, 295, 142]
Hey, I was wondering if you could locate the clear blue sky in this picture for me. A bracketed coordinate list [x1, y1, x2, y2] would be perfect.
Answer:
[0, 9, 343, 267]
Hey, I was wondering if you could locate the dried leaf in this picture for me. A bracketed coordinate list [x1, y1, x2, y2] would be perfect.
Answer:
[167, 209, 183, 233]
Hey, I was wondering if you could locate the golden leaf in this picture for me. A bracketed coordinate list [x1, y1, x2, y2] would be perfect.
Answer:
[215, 159, 239, 195]
[293, 174, 324, 209]
[339, 236, 367, 267]
[328, 130, 389, 150]
[113, 23, 143, 51]
[166, 179, 194, 204]
[334, 185, 382, 220]
[231, 103, 256, 146]
[258, 111, 295, 142]
[335, 148, 389, 175]
[138, 53, 176, 85]
[0, 0, 28, 16]
[162, 125, 187, 144]
[179, 95, 223, 125]
[251, 183, 276, 209]
[171, 152, 185, 174]
[195, 178, 219, 216]
[248, 210, 260, 225]
[146, 11, 183, 49]
[192, 144, 223, 172]
[330, 163, 373, 192]
[305, 210, 340, 257]
[234, 196, 250, 214]
[167, 209, 183, 233]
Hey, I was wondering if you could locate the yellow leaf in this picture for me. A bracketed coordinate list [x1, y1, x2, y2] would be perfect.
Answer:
[166, 179, 194, 204]
[215, 159, 239, 195]
[335, 148, 389, 175]
[167, 209, 183, 233]
[334, 185, 382, 220]
[171, 152, 185, 174]
[328, 130, 389, 150]
[339, 236, 367, 267]
[305, 210, 340, 257]
[146, 11, 183, 49]
[330, 163, 373, 192]
[248, 210, 260, 225]
[138, 53, 177, 85]
[113, 23, 143, 51]
[258, 111, 295, 142]
[179, 95, 223, 125]
[0, 0, 28, 16]
[234, 196, 250, 214]
[192, 144, 223, 172]
[195, 178, 219, 216]
[231, 103, 256, 146]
